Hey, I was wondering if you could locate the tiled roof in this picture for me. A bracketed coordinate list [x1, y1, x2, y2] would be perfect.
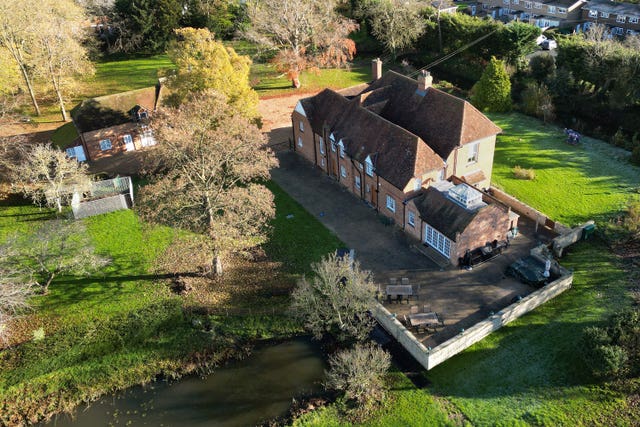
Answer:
[71, 85, 161, 133]
[361, 71, 502, 159]
[300, 89, 443, 189]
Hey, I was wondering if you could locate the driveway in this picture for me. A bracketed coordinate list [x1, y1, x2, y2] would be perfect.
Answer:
[270, 150, 439, 274]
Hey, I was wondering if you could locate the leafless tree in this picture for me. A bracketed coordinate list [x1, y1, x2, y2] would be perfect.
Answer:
[245, 0, 358, 87]
[0, 246, 36, 346]
[290, 252, 377, 342]
[325, 343, 391, 413]
[138, 91, 278, 276]
[1, 220, 111, 293]
[9, 143, 92, 213]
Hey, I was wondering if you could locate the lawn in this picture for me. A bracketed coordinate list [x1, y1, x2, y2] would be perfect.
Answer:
[0, 181, 342, 425]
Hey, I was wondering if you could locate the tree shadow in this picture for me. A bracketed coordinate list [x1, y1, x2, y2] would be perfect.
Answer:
[72, 99, 131, 133]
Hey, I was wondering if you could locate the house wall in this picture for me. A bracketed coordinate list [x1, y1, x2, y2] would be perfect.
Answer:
[82, 123, 141, 161]
[479, 0, 584, 27]
[581, 9, 640, 33]
[291, 111, 316, 164]
[454, 205, 511, 261]
[445, 135, 495, 190]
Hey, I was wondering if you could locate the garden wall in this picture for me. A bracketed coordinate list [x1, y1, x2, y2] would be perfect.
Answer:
[373, 270, 573, 370]
[72, 194, 130, 219]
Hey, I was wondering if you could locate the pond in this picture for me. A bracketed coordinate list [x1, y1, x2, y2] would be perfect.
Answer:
[44, 338, 325, 427]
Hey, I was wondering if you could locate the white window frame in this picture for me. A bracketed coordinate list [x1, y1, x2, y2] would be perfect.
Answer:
[99, 139, 112, 151]
[414, 178, 422, 192]
[299, 121, 304, 132]
[297, 136, 303, 148]
[340, 165, 347, 178]
[424, 224, 451, 258]
[66, 147, 76, 158]
[525, 1, 532, 9]
[630, 16, 639, 24]
[512, 0, 519, 4]
[617, 15, 627, 23]
[558, 7, 567, 14]
[319, 136, 325, 154]
[547, 5, 556, 14]
[338, 140, 345, 158]
[365, 157, 374, 177]
[321, 158, 326, 167]
[534, 2, 542, 9]
[386, 195, 396, 213]
[600, 11, 609, 18]
[467, 142, 479, 163]
[355, 175, 361, 189]
[408, 211, 415, 227]
[588, 10, 597, 18]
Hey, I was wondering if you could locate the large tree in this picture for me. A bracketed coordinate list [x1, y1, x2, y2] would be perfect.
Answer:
[245, 0, 358, 88]
[165, 27, 259, 119]
[358, 0, 426, 59]
[290, 252, 377, 342]
[34, 0, 94, 122]
[471, 57, 512, 113]
[7, 143, 92, 213]
[138, 92, 278, 275]
[0, 245, 35, 346]
[113, 0, 182, 53]
[1, 220, 110, 293]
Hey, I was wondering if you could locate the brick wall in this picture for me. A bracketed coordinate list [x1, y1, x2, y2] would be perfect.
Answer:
[455, 205, 511, 261]
[291, 111, 316, 164]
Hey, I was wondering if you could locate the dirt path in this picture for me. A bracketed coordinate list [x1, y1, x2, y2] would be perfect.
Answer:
[258, 92, 318, 133]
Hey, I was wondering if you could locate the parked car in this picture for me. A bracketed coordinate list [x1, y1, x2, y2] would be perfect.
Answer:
[536, 34, 547, 45]
[541, 39, 557, 50]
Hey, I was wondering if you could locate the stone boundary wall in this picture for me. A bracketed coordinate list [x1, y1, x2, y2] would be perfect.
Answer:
[73, 194, 129, 219]
[373, 272, 573, 370]
[489, 187, 570, 235]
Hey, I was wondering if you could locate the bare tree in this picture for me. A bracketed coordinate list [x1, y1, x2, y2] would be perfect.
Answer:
[290, 252, 377, 342]
[0, 220, 111, 293]
[245, 0, 358, 88]
[0, 246, 36, 346]
[33, 0, 94, 122]
[0, 0, 40, 115]
[9, 143, 92, 213]
[358, 0, 426, 59]
[138, 91, 278, 276]
[325, 343, 391, 413]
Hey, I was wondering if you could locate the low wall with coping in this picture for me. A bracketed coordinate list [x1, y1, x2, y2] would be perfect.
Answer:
[373, 270, 573, 370]
[72, 194, 129, 219]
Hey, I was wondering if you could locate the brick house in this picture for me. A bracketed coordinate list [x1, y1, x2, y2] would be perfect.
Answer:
[291, 61, 518, 264]
[476, 0, 585, 29]
[580, 0, 640, 36]
[70, 82, 162, 162]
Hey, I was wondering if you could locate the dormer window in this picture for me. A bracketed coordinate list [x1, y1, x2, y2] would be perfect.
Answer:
[365, 156, 374, 177]
[338, 140, 345, 158]
[414, 178, 422, 191]
[299, 121, 304, 132]
[448, 184, 483, 210]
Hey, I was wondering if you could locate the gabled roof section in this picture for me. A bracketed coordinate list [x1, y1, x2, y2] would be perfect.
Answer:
[299, 89, 442, 189]
[71, 85, 161, 134]
[359, 71, 502, 159]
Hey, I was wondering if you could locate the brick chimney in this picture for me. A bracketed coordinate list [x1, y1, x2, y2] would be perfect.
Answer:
[417, 70, 433, 92]
[372, 58, 382, 81]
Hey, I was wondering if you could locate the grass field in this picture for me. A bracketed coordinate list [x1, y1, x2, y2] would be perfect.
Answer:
[0, 181, 342, 425]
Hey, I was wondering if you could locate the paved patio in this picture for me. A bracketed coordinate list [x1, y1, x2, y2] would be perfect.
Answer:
[269, 138, 557, 348]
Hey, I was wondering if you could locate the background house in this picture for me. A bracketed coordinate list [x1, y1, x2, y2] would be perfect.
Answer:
[70, 82, 162, 162]
[291, 60, 515, 264]
[475, 0, 585, 28]
[580, 0, 640, 36]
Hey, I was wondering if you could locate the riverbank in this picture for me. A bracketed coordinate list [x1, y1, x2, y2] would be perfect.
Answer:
[0, 181, 342, 426]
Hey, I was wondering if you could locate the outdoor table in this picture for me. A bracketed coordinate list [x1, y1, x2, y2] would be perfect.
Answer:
[386, 284, 413, 303]
[408, 312, 440, 329]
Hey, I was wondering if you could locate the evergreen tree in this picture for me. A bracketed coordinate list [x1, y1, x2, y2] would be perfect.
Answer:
[471, 57, 512, 113]
[114, 0, 181, 53]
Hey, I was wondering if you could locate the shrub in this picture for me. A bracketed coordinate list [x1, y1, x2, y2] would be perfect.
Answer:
[623, 200, 640, 238]
[324, 343, 391, 420]
[471, 57, 512, 113]
[529, 54, 556, 82]
[520, 82, 555, 123]
[611, 128, 629, 148]
[513, 165, 536, 180]
[631, 144, 640, 166]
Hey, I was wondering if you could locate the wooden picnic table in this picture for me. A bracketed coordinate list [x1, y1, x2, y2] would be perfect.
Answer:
[408, 312, 440, 328]
[385, 285, 412, 296]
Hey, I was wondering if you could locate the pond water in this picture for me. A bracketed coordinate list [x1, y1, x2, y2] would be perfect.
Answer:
[44, 338, 325, 427]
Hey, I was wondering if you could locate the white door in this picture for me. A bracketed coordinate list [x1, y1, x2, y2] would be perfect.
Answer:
[123, 134, 135, 151]
[74, 146, 86, 162]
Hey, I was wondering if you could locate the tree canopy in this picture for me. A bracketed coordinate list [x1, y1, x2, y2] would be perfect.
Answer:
[138, 92, 277, 275]
[165, 27, 259, 119]
[113, 0, 182, 53]
[471, 57, 512, 113]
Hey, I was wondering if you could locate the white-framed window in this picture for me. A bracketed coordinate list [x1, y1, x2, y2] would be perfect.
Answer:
[321, 158, 326, 167]
[319, 137, 325, 154]
[588, 10, 598, 18]
[628, 29, 635, 34]
[340, 165, 347, 178]
[525, 1, 532, 9]
[338, 140, 345, 158]
[503, 0, 509, 4]
[617, 15, 627, 23]
[600, 11, 609, 18]
[424, 224, 451, 258]
[613, 27, 624, 35]
[140, 128, 156, 147]
[365, 158, 374, 177]
[299, 121, 304, 132]
[123, 134, 133, 145]
[558, 7, 567, 14]
[630, 16, 639, 23]
[355, 175, 361, 189]
[99, 139, 112, 151]
[66, 147, 76, 158]
[534, 2, 542, 9]
[408, 211, 415, 227]
[297, 136, 303, 148]
[386, 195, 396, 212]
[547, 5, 556, 13]
[414, 178, 422, 191]
[467, 142, 479, 163]
[513, 0, 519, 4]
